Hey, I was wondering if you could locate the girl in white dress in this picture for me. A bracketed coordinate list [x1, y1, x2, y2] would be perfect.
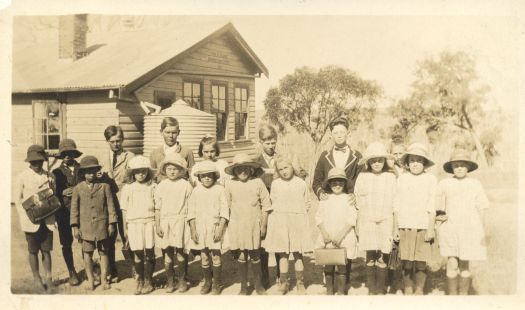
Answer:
[120, 156, 156, 295]
[355, 142, 396, 295]
[315, 168, 358, 295]
[437, 149, 489, 295]
[187, 161, 229, 295]
[263, 155, 313, 295]
[154, 153, 193, 293]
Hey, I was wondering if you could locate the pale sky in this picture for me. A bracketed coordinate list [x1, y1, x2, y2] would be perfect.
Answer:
[221, 16, 520, 112]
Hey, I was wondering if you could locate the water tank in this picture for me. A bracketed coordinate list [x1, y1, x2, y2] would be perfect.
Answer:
[143, 99, 216, 158]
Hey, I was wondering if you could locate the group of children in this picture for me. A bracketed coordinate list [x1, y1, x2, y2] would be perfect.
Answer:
[15, 116, 489, 296]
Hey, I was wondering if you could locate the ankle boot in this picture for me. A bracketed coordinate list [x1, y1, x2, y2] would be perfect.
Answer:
[211, 265, 222, 295]
[68, 269, 80, 286]
[335, 273, 347, 295]
[366, 265, 377, 295]
[134, 261, 145, 295]
[200, 266, 212, 295]
[295, 270, 306, 295]
[278, 272, 289, 295]
[324, 271, 335, 295]
[142, 259, 155, 294]
[458, 276, 471, 295]
[375, 267, 388, 295]
[238, 261, 248, 295]
[252, 260, 266, 295]
[447, 276, 458, 295]
[164, 263, 175, 293]
[414, 270, 427, 295]
[176, 263, 189, 293]
[403, 270, 414, 295]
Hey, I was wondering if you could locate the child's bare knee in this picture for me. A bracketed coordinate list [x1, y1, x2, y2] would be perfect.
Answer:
[211, 252, 221, 266]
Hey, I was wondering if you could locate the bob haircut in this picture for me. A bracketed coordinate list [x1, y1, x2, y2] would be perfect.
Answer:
[104, 125, 124, 141]
[160, 117, 179, 132]
[198, 135, 221, 157]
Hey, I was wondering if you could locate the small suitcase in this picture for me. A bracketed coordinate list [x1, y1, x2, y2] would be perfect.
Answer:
[314, 247, 347, 266]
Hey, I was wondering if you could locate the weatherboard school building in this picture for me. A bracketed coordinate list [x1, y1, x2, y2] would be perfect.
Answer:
[11, 15, 269, 195]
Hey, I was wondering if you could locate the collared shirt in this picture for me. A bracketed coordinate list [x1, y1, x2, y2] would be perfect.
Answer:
[262, 152, 275, 168]
[164, 142, 181, 156]
[333, 145, 350, 169]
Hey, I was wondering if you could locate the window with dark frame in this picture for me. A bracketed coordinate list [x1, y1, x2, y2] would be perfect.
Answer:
[234, 86, 248, 140]
[32, 100, 63, 150]
[183, 81, 202, 110]
[154, 90, 176, 110]
[211, 84, 227, 141]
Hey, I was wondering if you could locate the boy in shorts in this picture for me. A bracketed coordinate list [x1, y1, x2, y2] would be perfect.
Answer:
[15, 145, 57, 293]
[71, 155, 117, 290]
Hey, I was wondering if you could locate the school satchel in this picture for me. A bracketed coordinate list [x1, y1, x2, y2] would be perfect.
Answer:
[388, 240, 402, 270]
[21, 188, 61, 224]
[314, 247, 347, 266]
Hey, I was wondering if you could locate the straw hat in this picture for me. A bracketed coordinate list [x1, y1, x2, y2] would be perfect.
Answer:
[127, 155, 153, 171]
[159, 153, 188, 175]
[25, 144, 48, 162]
[322, 168, 348, 192]
[79, 155, 101, 171]
[56, 139, 82, 159]
[224, 153, 263, 177]
[193, 161, 220, 179]
[443, 149, 478, 173]
[360, 142, 391, 170]
[400, 143, 434, 167]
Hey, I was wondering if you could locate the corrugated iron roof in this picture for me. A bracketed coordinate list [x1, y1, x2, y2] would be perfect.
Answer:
[13, 16, 268, 93]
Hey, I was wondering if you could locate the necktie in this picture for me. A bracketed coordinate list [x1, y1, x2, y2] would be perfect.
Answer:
[334, 146, 347, 153]
[112, 152, 118, 169]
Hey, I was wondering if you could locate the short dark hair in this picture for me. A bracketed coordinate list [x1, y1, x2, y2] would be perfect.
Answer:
[198, 135, 220, 157]
[329, 117, 349, 131]
[104, 125, 124, 141]
[160, 117, 179, 132]
[258, 124, 278, 141]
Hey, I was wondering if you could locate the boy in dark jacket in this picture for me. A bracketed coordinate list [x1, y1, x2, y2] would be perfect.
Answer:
[71, 155, 117, 290]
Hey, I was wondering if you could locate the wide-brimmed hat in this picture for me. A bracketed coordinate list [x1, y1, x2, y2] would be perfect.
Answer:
[360, 142, 390, 170]
[56, 139, 82, 159]
[193, 161, 220, 179]
[127, 155, 153, 171]
[224, 153, 263, 177]
[443, 148, 478, 173]
[25, 144, 48, 162]
[400, 143, 434, 168]
[322, 168, 348, 192]
[79, 155, 101, 171]
[160, 153, 188, 175]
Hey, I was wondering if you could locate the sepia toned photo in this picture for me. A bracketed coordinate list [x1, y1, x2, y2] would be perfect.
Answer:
[2, 1, 523, 306]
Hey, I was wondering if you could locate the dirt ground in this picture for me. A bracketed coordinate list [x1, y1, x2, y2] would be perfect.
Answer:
[10, 168, 516, 295]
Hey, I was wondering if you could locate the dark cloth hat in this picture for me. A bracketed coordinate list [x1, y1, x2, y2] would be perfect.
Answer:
[443, 148, 478, 173]
[329, 116, 349, 130]
[25, 144, 48, 162]
[57, 139, 82, 159]
[79, 155, 101, 171]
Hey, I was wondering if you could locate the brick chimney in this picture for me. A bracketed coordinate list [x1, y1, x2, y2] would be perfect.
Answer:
[58, 14, 88, 60]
